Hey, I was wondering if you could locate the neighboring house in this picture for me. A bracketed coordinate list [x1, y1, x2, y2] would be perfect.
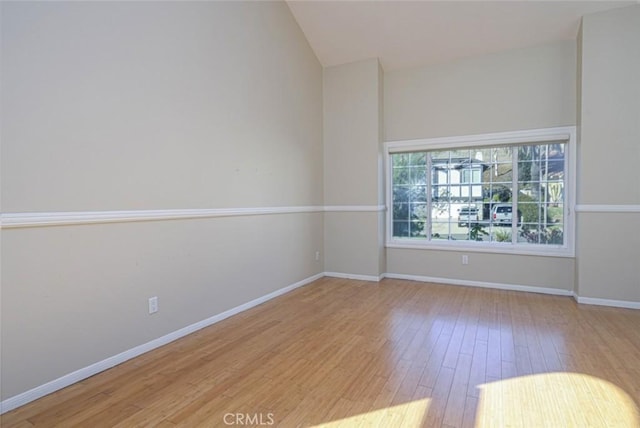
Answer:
[432, 158, 487, 220]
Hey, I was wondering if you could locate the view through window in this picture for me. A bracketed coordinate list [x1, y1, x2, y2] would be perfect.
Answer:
[390, 142, 567, 247]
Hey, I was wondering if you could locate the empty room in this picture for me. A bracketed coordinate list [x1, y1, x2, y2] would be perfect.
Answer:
[1, 1, 639, 427]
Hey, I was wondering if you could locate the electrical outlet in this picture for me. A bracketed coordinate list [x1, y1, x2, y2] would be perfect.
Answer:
[462, 255, 469, 265]
[315, 251, 320, 261]
[148, 296, 159, 314]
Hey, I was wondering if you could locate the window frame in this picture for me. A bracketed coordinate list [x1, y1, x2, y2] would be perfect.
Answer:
[384, 126, 576, 258]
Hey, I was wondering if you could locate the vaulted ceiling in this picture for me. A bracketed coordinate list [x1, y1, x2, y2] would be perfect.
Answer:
[286, 1, 634, 71]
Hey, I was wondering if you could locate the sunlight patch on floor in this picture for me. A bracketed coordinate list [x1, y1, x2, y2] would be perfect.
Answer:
[312, 398, 430, 427]
[476, 372, 640, 427]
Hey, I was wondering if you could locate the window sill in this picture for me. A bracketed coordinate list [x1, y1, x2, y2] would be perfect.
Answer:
[386, 239, 574, 258]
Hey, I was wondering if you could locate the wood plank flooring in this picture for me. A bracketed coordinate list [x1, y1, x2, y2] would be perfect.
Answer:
[3, 277, 640, 427]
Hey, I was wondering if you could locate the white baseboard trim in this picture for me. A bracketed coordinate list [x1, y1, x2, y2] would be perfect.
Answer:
[383, 273, 574, 296]
[573, 295, 640, 310]
[324, 272, 383, 282]
[0, 272, 324, 414]
[4, 271, 637, 413]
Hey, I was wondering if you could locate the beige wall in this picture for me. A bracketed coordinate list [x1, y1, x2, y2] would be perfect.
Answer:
[578, 5, 640, 206]
[384, 41, 577, 291]
[1, 2, 323, 211]
[1, 214, 324, 399]
[324, 212, 381, 277]
[324, 59, 381, 206]
[323, 59, 385, 277]
[1, 1, 323, 400]
[576, 5, 640, 301]
[388, 249, 575, 291]
[385, 40, 577, 142]
[576, 214, 640, 301]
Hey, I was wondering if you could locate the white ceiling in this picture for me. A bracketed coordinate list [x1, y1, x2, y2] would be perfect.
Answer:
[286, 0, 635, 71]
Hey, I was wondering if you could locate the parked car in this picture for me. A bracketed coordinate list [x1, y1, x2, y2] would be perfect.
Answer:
[458, 206, 479, 227]
[491, 204, 521, 226]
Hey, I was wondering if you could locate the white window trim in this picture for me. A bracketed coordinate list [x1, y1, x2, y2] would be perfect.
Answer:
[384, 126, 576, 258]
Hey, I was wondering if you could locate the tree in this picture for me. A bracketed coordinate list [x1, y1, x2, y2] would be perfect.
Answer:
[391, 153, 427, 237]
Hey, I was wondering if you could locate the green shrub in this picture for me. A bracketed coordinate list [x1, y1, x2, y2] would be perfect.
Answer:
[494, 229, 511, 242]
[519, 226, 563, 244]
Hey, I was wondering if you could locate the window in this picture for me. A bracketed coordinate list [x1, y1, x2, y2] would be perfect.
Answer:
[385, 127, 575, 257]
[461, 168, 482, 184]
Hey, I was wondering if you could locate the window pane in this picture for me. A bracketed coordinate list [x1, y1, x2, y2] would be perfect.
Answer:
[393, 186, 410, 204]
[431, 221, 450, 240]
[411, 185, 427, 203]
[488, 202, 515, 232]
[518, 225, 564, 245]
[518, 181, 543, 202]
[411, 167, 427, 185]
[391, 153, 429, 239]
[518, 202, 541, 224]
[429, 147, 490, 242]
[548, 204, 564, 224]
[393, 203, 409, 220]
[393, 167, 411, 185]
[516, 143, 565, 245]
[409, 221, 426, 238]
[486, 146, 514, 241]
[389, 140, 567, 249]
[410, 203, 427, 220]
[393, 221, 409, 238]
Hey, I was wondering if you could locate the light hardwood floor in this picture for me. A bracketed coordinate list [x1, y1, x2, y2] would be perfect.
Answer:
[3, 277, 640, 427]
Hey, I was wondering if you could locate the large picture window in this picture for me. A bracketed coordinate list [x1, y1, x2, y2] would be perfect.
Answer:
[385, 127, 575, 257]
